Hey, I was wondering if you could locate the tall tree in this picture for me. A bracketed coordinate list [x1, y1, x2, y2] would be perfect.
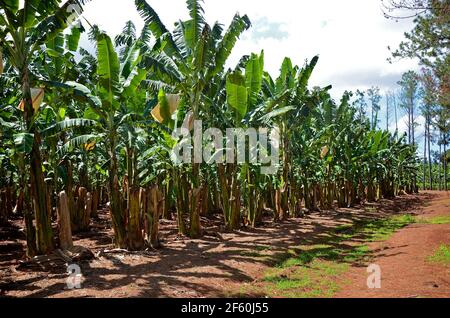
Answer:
[433, 102, 449, 190]
[385, 93, 391, 131]
[386, 91, 399, 132]
[386, 0, 449, 112]
[367, 86, 382, 129]
[353, 89, 367, 124]
[0, 0, 90, 256]
[421, 68, 439, 189]
[398, 71, 420, 146]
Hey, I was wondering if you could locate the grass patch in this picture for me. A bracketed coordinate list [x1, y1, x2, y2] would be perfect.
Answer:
[242, 214, 416, 298]
[425, 215, 450, 225]
[347, 214, 416, 242]
[275, 243, 370, 268]
[259, 259, 348, 298]
[427, 244, 450, 265]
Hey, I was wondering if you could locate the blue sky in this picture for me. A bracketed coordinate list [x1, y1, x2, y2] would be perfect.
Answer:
[77, 0, 430, 150]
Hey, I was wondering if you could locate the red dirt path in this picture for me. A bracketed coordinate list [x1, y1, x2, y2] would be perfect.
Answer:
[335, 191, 450, 298]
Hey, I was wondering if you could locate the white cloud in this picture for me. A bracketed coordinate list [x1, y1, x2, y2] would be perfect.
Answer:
[79, 0, 419, 100]
[389, 114, 425, 136]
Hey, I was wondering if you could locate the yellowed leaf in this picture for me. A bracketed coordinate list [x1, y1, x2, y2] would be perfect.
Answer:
[320, 145, 329, 158]
[151, 94, 180, 123]
[18, 88, 44, 113]
[84, 141, 96, 152]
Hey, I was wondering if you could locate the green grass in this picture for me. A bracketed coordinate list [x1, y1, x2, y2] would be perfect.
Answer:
[260, 259, 348, 298]
[330, 214, 416, 243]
[275, 243, 371, 268]
[427, 244, 450, 265]
[240, 213, 416, 298]
[426, 215, 450, 225]
[416, 215, 450, 225]
[358, 214, 416, 241]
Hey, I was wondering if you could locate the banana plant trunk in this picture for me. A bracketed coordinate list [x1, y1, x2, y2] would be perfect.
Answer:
[218, 164, 231, 227]
[189, 95, 202, 238]
[128, 186, 144, 250]
[219, 163, 241, 230]
[246, 166, 257, 227]
[22, 67, 54, 255]
[108, 134, 127, 248]
[145, 186, 162, 248]
[174, 169, 187, 235]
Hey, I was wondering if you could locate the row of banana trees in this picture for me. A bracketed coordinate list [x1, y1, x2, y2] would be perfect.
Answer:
[0, 0, 419, 256]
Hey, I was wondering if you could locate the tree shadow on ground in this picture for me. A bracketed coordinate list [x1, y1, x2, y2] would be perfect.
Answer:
[0, 192, 435, 298]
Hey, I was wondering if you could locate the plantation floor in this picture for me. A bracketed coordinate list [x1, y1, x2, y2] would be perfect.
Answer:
[335, 191, 450, 298]
[0, 191, 448, 298]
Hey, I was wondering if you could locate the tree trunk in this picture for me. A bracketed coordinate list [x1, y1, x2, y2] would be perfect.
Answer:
[189, 162, 202, 238]
[423, 123, 427, 190]
[22, 66, 54, 255]
[57, 191, 73, 250]
[231, 181, 241, 229]
[83, 192, 92, 230]
[444, 140, 448, 191]
[275, 188, 283, 221]
[228, 165, 241, 230]
[127, 186, 144, 250]
[367, 181, 376, 202]
[109, 145, 127, 248]
[14, 188, 24, 215]
[146, 186, 162, 248]
[218, 164, 231, 227]
[31, 141, 54, 254]
[162, 179, 172, 220]
[73, 187, 88, 232]
[427, 115, 432, 190]
[175, 180, 187, 236]
[0, 189, 7, 224]
[66, 160, 76, 222]
[189, 187, 202, 238]
[24, 195, 37, 257]
[5, 186, 13, 219]
[91, 187, 99, 218]
[438, 140, 442, 190]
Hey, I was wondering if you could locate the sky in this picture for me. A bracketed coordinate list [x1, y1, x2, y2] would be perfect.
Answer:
[77, 0, 429, 150]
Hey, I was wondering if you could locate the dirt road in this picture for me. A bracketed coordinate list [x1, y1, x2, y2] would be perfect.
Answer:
[335, 191, 450, 298]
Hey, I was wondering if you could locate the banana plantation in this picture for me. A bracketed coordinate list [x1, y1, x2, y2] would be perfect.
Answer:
[1, 0, 448, 300]
[5, 0, 450, 300]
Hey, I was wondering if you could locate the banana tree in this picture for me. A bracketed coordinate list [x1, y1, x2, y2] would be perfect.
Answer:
[0, 0, 90, 255]
[221, 51, 269, 228]
[33, 25, 89, 232]
[48, 29, 153, 249]
[135, 0, 251, 237]
[258, 56, 320, 217]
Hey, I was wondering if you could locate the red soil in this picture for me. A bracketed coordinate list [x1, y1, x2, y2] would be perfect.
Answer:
[335, 191, 450, 298]
[0, 191, 448, 298]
